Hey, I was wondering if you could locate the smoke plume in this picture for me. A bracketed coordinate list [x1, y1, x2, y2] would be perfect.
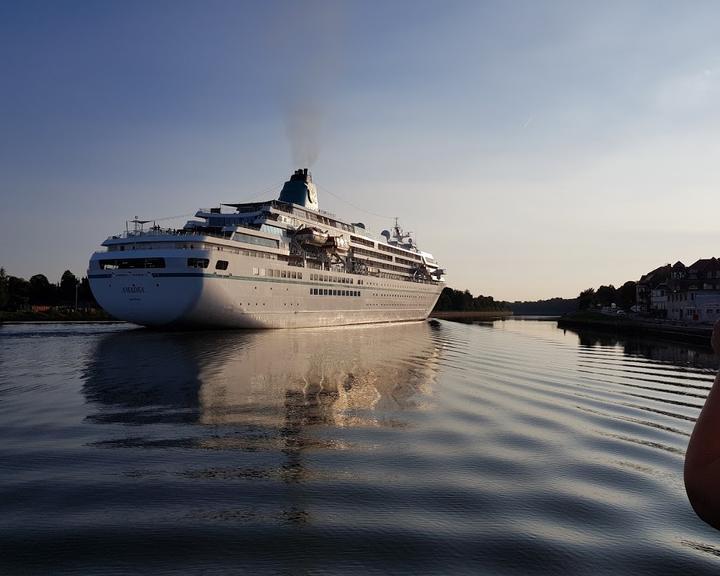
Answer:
[272, 0, 344, 168]
[285, 98, 322, 168]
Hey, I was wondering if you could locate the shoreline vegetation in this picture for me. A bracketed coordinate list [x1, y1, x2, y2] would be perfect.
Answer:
[0, 267, 110, 325]
[431, 287, 512, 322]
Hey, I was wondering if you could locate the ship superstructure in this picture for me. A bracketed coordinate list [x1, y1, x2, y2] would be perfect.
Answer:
[88, 169, 446, 328]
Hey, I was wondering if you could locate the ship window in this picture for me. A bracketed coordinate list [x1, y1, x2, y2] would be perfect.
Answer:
[252, 267, 259, 275]
[99, 258, 166, 269]
[260, 268, 265, 276]
[187, 258, 209, 269]
[291, 272, 297, 279]
[281, 271, 287, 278]
[298, 272, 302, 279]
[216, 260, 229, 270]
[260, 224, 284, 236]
[323, 289, 328, 295]
[233, 232, 279, 249]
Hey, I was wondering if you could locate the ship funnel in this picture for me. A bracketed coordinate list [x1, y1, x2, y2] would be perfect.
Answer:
[278, 168, 318, 210]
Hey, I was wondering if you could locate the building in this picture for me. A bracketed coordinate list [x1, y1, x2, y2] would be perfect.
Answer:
[636, 264, 670, 315]
[642, 258, 720, 324]
[650, 282, 668, 317]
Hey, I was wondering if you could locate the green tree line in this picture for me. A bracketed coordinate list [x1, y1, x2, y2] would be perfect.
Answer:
[433, 287, 509, 312]
[504, 297, 578, 315]
[0, 268, 97, 310]
[577, 281, 636, 311]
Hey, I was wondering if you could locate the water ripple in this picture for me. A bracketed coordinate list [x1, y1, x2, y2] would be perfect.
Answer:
[1, 319, 720, 574]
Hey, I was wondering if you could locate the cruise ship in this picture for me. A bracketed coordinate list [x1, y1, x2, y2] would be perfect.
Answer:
[87, 169, 446, 328]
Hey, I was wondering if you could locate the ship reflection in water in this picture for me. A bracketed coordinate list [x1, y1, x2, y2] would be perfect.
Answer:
[6, 319, 720, 574]
[83, 321, 442, 457]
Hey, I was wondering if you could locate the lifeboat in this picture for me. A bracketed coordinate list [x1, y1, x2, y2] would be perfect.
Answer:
[294, 226, 329, 247]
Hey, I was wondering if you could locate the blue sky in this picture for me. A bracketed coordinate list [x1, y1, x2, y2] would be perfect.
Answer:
[2, 0, 720, 300]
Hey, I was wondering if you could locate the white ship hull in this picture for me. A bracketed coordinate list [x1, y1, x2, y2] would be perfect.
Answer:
[89, 249, 443, 329]
[89, 169, 446, 329]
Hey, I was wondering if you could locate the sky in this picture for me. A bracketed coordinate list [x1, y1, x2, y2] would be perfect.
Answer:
[2, 0, 720, 301]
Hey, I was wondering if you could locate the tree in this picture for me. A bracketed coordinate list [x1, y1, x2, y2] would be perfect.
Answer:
[595, 284, 617, 307]
[7, 276, 30, 308]
[617, 281, 637, 311]
[78, 277, 97, 307]
[577, 288, 595, 310]
[0, 268, 8, 309]
[60, 270, 79, 305]
[29, 274, 56, 305]
[435, 287, 453, 311]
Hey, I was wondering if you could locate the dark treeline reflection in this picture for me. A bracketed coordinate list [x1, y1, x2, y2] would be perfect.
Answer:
[82, 322, 442, 443]
[565, 327, 718, 370]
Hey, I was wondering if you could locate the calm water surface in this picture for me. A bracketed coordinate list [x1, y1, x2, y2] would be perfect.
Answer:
[1, 319, 720, 575]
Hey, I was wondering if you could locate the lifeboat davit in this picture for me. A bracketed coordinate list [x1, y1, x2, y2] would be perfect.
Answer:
[326, 235, 350, 253]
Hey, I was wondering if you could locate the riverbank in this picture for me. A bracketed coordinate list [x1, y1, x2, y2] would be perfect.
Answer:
[0, 309, 114, 323]
[557, 311, 713, 346]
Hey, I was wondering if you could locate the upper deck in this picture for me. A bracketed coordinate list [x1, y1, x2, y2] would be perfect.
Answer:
[97, 170, 445, 284]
